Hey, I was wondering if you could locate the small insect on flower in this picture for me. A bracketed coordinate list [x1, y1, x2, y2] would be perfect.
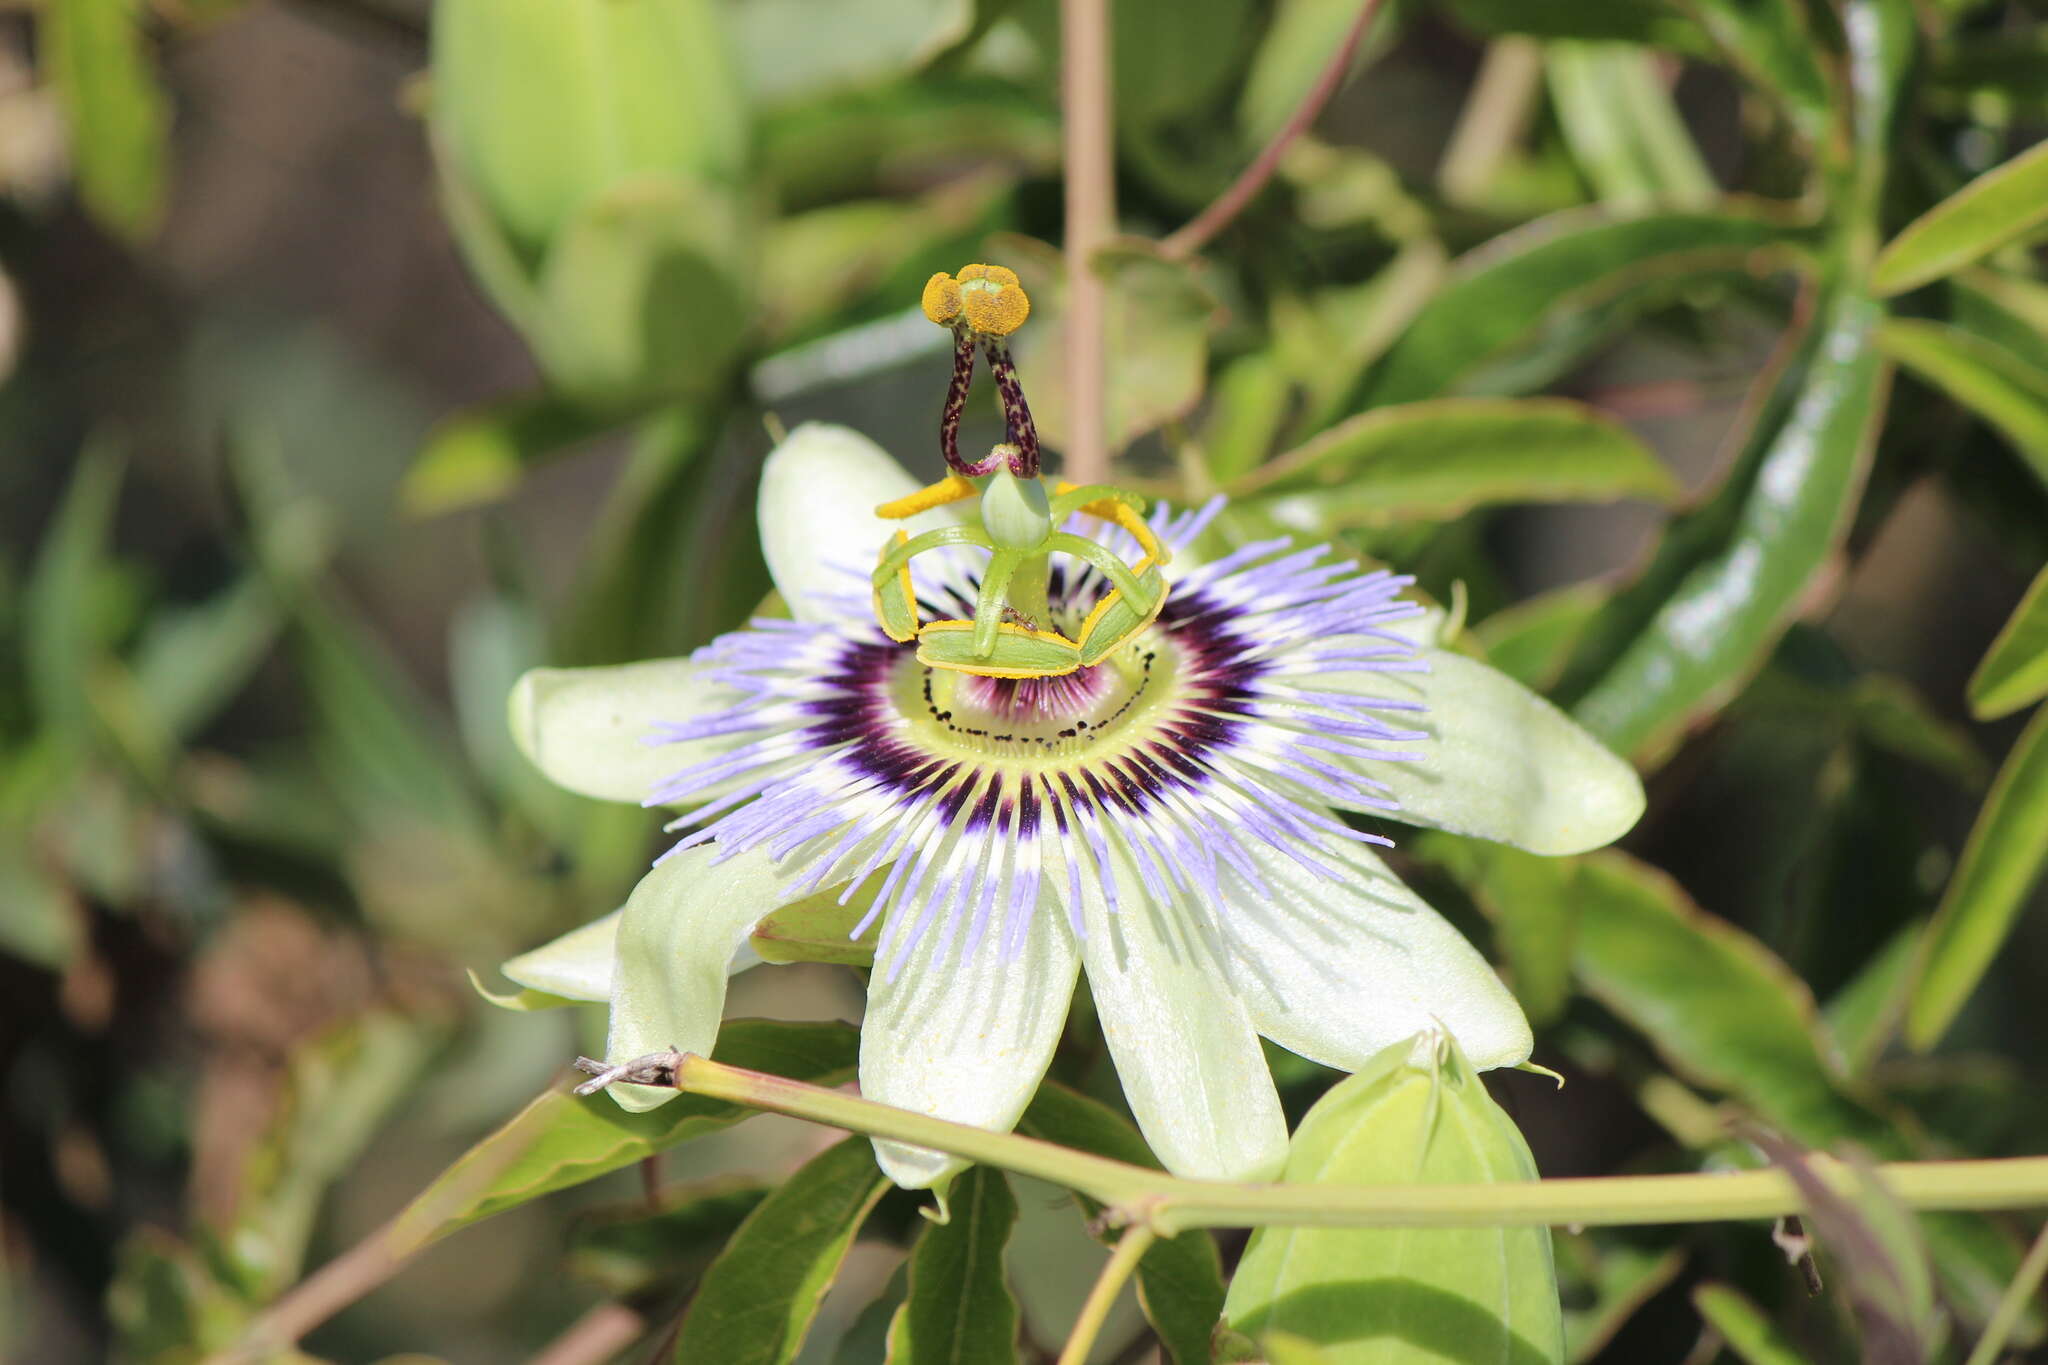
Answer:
[499, 266, 1646, 1192]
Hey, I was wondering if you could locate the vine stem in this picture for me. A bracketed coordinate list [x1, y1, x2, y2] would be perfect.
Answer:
[1060, 0, 1114, 486]
[1160, 0, 1387, 261]
[1058, 1225, 1156, 1365]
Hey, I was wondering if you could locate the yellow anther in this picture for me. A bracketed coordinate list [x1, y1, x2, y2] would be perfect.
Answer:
[956, 263, 1030, 336]
[922, 272, 963, 327]
[877, 474, 978, 520]
[958, 263, 1021, 289]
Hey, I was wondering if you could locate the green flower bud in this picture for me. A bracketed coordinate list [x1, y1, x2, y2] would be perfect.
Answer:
[980, 468, 1052, 549]
[1223, 1032, 1566, 1365]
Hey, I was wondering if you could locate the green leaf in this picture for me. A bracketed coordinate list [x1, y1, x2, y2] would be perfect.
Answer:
[1441, 0, 1705, 51]
[1950, 268, 2048, 376]
[884, 1165, 1021, 1363]
[45, 0, 168, 242]
[1907, 706, 2048, 1050]
[402, 393, 621, 517]
[567, 1177, 770, 1300]
[388, 1020, 858, 1249]
[671, 1137, 890, 1365]
[1823, 920, 1922, 1076]
[1351, 211, 1791, 409]
[1472, 584, 1606, 692]
[750, 883, 879, 967]
[1240, 398, 1676, 523]
[1546, 44, 1715, 211]
[1416, 834, 1579, 1028]
[1873, 140, 2048, 297]
[1556, 288, 1888, 760]
[1968, 562, 2048, 720]
[1683, 0, 1830, 142]
[1691, 1284, 1805, 1365]
[131, 573, 283, 741]
[1017, 1082, 1225, 1365]
[26, 441, 123, 752]
[1556, 1235, 1685, 1362]
[1201, 351, 1295, 485]
[1237, 0, 1394, 144]
[1880, 318, 2048, 491]
[1223, 1035, 1565, 1364]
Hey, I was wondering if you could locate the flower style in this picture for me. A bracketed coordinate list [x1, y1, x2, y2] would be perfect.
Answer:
[498, 274, 1644, 1192]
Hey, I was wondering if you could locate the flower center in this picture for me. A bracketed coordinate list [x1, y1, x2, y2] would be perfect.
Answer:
[897, 636, 1167, 760]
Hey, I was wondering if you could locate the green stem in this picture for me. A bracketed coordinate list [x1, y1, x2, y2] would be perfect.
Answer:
[1058, 1225, 1156, 1365]
[670, 1056, 2048, 1238]
[1963, 1218, 2048, 1365]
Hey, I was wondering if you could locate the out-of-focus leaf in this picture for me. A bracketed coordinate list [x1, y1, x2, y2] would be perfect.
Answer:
[1237, 0, 1395, 143]
[761, 80, 1058, 209]
[26, 442, 123, 752]
[1202, 351, 1295, 485]
[402, 394, 621, 518]
[0, 839, 80, 970]
[1907, 706, 2048, 1050]
[835, 1265, 908, 1365]
[1570, 850, 2040, 1337]
[1951, 269, 2048, 376]
[388, 1020, 858, 1249]
[1873, 140, 2048, 297]
[670, 1137, 889, 1365]
[1846, 675, 1989, 789]
[531, 176, 751, 414]
[1441, 0, 1704, 52]
[1546, 44, 1715, 211]
[1238, 398, 1676, 523]
[1556, 1235, 1685, 1362]
[727, 0, 975, 103]
[132, 574, 283, 741]
[1014, 0, 1255, 129]
[107, 1228, 260, 1362]
[1418, 834, 1579, 1028]
[1223, 1035, 1565, 1364]
[1278, 240, 1447, 423]
[1929, 32, 2048, 112]
[1824, 921, 1921, 1076]
[1968, 562, 2048, 720]
[1006, 237, 1221, 456]
[567, 1178, 770, 1300]
[885, 1165, 1020, 1363]
[1881, 318, 2048, 491]
[1351, 211, 1790, 409]
[45, 0, 168, 241]
[1473, 585, 1605, 692]
[1691, 1284, 1806, 1365]
[1684, 0, 1830, 142]
[1017, 1082, 1225, 1365]
[1556, 289, 1888, 760]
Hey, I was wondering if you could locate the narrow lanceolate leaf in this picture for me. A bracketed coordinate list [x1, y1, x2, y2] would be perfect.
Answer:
[388, 1021, 858, 1250]
[1570, 851, 2041, 1338]
[1350, 211, 1789, 408]
[671, 1138, 890, 1365]
[1546, 43, 1715, 211]
[1881, 319, 2048, 491]
[1907, 707, 2048, 1051]
[1223, 1035, 1565, 1365]
[1873, 140, 2048, 297]
[1684, 0, 1829, 142]
[1017, 1083, 1225, 1365]
[884, 1166, 1021, 1364]
[1692, 1284, 1806, 1365]
[45, 0, 168, 241]
[25, 442, 123, 751]
[1556, 288, 1888, 760]
[1240, 398, 1676, 523]
[1968, 563, 2048, 720]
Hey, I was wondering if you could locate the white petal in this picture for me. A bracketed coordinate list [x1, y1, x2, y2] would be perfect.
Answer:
[757, 423, 960, 623]
[1314, 646, 1644, 854]
[509, 659, 739, 805]
[860, 881, 1079, 1190]
[1074, 849, 1288, 1182]
[501, 908, 623, 1002]
[1219, 837, 1532, 1072]
[604, 844, 807, 1112]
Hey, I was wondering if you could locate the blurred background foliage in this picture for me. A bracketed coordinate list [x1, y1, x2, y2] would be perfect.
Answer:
[2, 0, 2047, 1360]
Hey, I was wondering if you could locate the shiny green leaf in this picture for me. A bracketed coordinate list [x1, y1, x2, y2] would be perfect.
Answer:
[1353, 211, 1790, 409]
[1224, 1035, 1564, 1364]
[46, 0, 168, 241]
[671, 1137, 889, 1365]
[1017, 1082, 1225, 1365]
[1558, 289, 1888, 760]
[1691, 1284, 1805, 1365]
[1873, 140, 2048, 296]
[1968, 562, 2048, 720]
[885, 1165, 1021, 1364]
[1241, 398, 1676, 523]
[387, 1020, 858, 1249]
[1907, 706, 2048, 1050]
[1881, 318, 2048, 491]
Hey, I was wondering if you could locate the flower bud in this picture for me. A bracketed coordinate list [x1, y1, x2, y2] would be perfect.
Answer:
[1223, 1032, 1565, 1364]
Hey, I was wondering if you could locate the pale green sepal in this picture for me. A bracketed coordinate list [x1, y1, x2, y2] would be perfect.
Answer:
[499, 908, 624, 1002]
[1073, 848, 1288, 1182]
[861, 869, 1079, 1190]
[758, 424, 960, 624]
[1222, 838, 1532, 1073]
[467, 970, 575, 1013]
[1224, 1032, 1566, 1364]
[1313, 645, 1644, 854]
[508, 658, 738, 805]
[604, 845, 811, 1112]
